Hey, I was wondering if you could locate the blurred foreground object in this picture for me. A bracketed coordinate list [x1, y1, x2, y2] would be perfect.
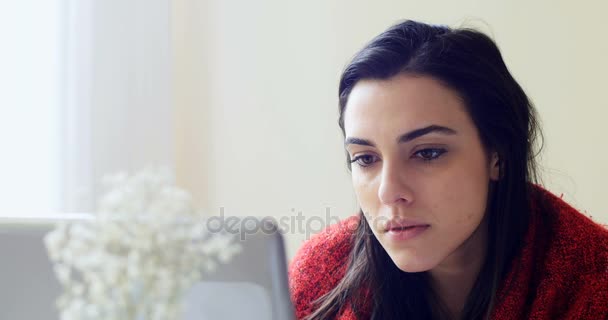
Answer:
[44, 167, 242, 320]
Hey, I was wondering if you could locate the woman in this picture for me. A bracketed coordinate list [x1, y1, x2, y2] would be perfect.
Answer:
[289, 20, 608, 319]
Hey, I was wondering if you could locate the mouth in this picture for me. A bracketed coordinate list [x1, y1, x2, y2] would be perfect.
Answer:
[387, 225, 427, 232]
[383, 219, 430, 233]
[384, 224, 430, 242]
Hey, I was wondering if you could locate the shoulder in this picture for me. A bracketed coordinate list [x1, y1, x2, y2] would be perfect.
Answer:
[532, 186, 608, 273]
[288, 215, 360, 319]
[531, 186, 608, 317]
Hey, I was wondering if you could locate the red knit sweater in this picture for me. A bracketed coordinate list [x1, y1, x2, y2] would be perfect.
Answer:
[289, 186, 608, 319]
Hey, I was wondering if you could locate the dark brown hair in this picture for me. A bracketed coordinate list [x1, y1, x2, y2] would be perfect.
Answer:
[306, 20, 542, 319]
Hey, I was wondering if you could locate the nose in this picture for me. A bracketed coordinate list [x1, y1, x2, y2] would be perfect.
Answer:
[377, 160, 414, 205]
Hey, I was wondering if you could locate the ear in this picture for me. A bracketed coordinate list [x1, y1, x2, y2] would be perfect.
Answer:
[490, 152, 500, 181]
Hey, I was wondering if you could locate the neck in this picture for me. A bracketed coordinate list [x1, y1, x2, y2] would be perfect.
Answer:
[429, 216, 488, 319]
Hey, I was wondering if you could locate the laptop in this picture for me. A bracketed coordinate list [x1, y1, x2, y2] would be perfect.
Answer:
[0, 215, 296, 320]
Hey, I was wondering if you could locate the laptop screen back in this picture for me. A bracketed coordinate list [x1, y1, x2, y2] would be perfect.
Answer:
[0, 216, 295, 320]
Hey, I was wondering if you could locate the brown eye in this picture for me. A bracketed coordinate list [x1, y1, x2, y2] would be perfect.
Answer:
[414, 148, 446, 161]
[350, 155, 378, 167]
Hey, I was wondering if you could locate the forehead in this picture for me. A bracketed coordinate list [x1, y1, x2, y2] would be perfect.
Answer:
[343, 75, 470, 137]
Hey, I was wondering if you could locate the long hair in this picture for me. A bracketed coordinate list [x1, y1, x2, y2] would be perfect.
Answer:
[306, 20, 542, 319]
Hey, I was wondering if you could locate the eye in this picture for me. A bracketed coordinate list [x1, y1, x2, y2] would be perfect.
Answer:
[350, 154, 378, 167]
[413, 148, 446, 161]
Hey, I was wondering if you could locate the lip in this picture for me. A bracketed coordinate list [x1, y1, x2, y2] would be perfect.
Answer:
[385, 225, 429, 241]
[383, 218, 430, 242]
[384, 218, 430, 232]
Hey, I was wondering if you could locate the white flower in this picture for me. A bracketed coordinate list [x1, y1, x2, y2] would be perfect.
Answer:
[45, 166, 241, 320]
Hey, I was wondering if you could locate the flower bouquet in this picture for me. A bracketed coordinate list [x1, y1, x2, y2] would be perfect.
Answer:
[44, 167, 241, 320]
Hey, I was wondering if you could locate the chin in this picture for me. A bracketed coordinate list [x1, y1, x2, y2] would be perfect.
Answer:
[388, 253, 438, 273]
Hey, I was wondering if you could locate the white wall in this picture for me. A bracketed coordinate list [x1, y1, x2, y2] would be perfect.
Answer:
[0, 1, 63, 214]
[62, 0, 175, 212]
[171, 0, 608, 259]
[0, 1, 176, 215]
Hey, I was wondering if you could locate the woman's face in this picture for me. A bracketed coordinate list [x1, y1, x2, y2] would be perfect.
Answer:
[343, 74, 499, 272]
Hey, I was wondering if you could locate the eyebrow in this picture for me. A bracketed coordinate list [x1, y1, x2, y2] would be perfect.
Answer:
[344, 125, 457, 147]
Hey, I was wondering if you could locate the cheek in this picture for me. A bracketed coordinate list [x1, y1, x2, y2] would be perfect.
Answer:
[435, 160, 489, 225]
[416, 152, 490, 223]
[351, 172, 379, 214]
